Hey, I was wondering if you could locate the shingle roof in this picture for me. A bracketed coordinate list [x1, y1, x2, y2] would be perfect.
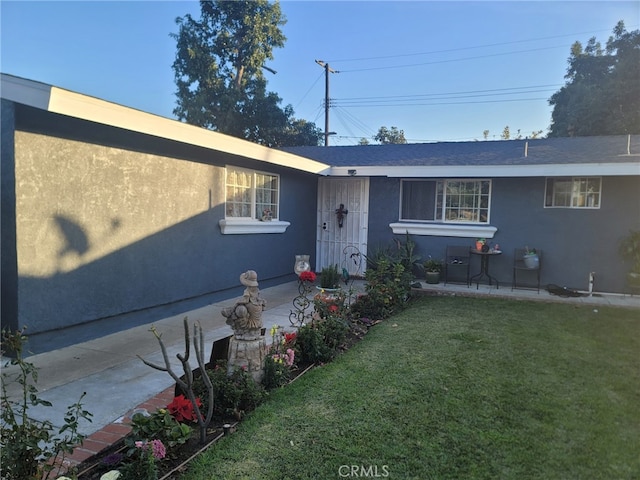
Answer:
[281, 135, 640, 167]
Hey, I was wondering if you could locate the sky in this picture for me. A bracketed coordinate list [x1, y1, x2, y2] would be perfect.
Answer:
[1, 1, 638, 145]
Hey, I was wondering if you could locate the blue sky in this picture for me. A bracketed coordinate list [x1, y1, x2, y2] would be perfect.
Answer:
[1, 1, 638, 145]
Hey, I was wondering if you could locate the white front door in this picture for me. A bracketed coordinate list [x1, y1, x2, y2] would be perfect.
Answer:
[316, 177, 369, 276]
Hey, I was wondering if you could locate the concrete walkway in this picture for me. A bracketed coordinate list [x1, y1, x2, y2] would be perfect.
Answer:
[1, 279, 638, 473]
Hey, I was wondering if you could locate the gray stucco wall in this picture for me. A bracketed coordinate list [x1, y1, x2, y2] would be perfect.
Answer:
[367, 175, 640, 294]
[1, 99, 19, 333]
[8, 104, 317, 352]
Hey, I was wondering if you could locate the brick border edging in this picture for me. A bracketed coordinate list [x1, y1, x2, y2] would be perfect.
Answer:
[49, 386, 176, 478]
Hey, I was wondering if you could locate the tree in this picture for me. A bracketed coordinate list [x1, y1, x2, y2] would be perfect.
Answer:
[500, 125, 510, 140]
[373, 126, 407, 144]
[548, 21, 640, 137]
[171, 0, 322, 147]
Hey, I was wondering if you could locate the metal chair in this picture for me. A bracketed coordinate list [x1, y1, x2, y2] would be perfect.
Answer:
[444, 245, 471, 286]
[512, 248, 542, 292]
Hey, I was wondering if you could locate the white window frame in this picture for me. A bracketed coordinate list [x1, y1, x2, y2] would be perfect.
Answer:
[219, 166, 290, 234]
[400, 179, 492, 224]
[544, 177, 602, 209]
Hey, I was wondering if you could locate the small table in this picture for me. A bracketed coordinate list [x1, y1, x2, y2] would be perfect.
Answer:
[470, 249, 502, 289]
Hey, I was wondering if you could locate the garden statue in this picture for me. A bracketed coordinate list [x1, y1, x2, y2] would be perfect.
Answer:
[222, 270, 266, 334]
[222, 270, 267, 382]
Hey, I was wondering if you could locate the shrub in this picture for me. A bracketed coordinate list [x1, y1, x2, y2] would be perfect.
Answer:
[319, 264, 342, 289]
[0, 328, 93, 480]
[128, 408, 192, 450]
[193, 361, 265, 420]
[358, 258, 413, 320]
[297, 317, 349, 364]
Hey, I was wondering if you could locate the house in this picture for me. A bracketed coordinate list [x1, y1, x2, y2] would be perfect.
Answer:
[284, 137, 640, 297]
[1, 74, 327, 353]
[2, 73, 639, 353]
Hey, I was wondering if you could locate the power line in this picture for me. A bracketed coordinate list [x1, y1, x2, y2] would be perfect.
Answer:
[337, 84, 562, 102]
[335, 97, 550, 108]
[338, 45, 567, 73]
[326, 26, 629, 63]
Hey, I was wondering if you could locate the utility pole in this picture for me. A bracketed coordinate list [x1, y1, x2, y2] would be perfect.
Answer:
[315, 59, 338, 146]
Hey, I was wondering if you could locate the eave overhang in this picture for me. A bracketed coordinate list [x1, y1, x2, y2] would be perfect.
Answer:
[328, 162, 640, 178]
[1, 74, 330, 175]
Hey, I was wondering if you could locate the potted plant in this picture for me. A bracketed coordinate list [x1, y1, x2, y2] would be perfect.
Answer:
[523, 246, 539, 269]
[319, 264, 342, 290]
[618, 230, 640, 289]
[423, 258, 443, 284]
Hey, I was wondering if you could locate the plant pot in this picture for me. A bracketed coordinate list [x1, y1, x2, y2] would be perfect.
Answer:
[523, 254, 539, 269]
[425, 271, 441, 284]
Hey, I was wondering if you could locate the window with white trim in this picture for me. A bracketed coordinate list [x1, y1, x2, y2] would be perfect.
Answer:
[226, 167, 279, 220]
[401, 179, 491, 223]
[545, 177, 601, 208]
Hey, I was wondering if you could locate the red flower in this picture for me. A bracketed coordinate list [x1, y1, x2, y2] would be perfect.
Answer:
[299, 271, 317, 283]
[167, 394, 201, 423]
[328, 304, 339, 313]
[284, 332, 297, 344]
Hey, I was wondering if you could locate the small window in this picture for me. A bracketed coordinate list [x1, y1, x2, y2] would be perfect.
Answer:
[400, 179, 491, 224]
[545, 177, 601, 208]
[226, 167, 279, 219]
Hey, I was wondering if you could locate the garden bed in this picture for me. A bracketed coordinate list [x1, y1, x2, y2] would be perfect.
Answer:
[74, 322, 370, 480]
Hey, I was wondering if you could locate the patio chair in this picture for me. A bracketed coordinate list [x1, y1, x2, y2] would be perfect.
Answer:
[444, 245, 471, 286]
[512, 248, 542, 292]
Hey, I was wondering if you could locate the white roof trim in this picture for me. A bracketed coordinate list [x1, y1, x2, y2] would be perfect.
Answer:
[1, 74, 330, 175]
[330, 162, 640, 178]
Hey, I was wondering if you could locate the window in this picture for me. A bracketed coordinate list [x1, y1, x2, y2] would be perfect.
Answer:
[401, 179, 491, 224]
[226, 167, 279, 219]
[545, 177, 601, 208]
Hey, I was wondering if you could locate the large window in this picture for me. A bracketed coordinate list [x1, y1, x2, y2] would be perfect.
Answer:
[545, 177, 601, 208]
[401, 179, 491, 224]
[226, 167, 279, 219]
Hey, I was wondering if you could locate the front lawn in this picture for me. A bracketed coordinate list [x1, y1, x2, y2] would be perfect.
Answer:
[181, 297, 640, 480]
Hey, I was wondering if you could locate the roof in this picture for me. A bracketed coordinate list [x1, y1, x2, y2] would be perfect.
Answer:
[3, 73, 638, 179]
[283, 136, 640, 177]
[0, 73, 330, 175]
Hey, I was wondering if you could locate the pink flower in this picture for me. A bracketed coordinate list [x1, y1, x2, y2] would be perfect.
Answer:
[150, 439, 166, 460]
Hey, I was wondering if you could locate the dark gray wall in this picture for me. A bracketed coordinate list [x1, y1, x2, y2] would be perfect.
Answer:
[8, 104, 318, 352]
[367, 175, 640, 293]
[1, 99, 19, 333]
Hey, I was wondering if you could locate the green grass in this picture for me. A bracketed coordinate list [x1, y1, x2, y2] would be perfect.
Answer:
[181, 297, 640, 480]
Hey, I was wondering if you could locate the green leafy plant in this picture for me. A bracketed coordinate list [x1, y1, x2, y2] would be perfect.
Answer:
[128, 408, 192, 450]
[119, 439, 166, 480]
[0, 328, 93, 480]
[424, 257, 443, 273]
[296, 317, 349, 364]
[262, 326, 296, 390]
[194, 361, 265, 420]
[319, 264, 342, 289]
[393, 231, 423, 275]
[358, 258, 413, 320]
[619, 230, 640, 272]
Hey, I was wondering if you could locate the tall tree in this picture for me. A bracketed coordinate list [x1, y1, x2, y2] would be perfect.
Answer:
[171, 0, 322, 147]
[548, 21, 640, 137]
[374, 126, 407, 144]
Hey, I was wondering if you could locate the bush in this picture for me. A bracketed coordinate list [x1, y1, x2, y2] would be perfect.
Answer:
[297, 317, 349, 364]
[193, 361, 265, 420]
[128, 409, 192, 450]
[357, 258, 413, 320]
[262, 355, 292, 390]
[0, 329, 93, 480]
